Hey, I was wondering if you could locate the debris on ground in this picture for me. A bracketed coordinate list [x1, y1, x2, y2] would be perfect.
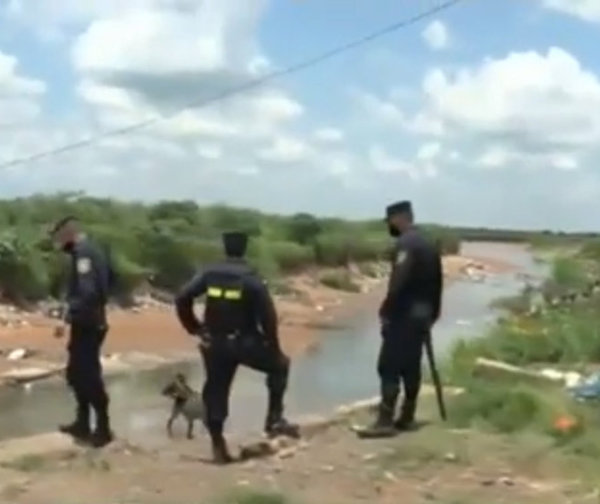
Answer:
[568, 372, 600, 400]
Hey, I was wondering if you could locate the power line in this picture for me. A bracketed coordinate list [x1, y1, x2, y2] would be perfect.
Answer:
[0, 0, 466, 170]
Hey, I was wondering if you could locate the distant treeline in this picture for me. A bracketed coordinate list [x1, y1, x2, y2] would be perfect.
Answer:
[0, 194, 460, 306]
[451, 227, 600, 245]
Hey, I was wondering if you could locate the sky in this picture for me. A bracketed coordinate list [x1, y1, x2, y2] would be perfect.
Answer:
[1, 0, 600, 230]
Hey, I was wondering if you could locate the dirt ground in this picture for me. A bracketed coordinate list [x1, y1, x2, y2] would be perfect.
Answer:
[0, 254, 516, 375]
[0, 397, 593, 504]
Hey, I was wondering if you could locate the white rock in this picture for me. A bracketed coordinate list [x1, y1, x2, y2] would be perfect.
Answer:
[7, 348, 28, 361]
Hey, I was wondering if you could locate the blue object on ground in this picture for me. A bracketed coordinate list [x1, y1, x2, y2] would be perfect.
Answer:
[569, 372, 600, 400]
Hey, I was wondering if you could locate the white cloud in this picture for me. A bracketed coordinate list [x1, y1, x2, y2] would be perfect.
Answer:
[0, 51, 46, 128]
[314, 127, 344, 143]
[421, 20, 450, 50]
[540, 0, 600, 22]
[256, 136, 312, 164]
[368, 145, 437, 180]
[421, 47, 600, 170]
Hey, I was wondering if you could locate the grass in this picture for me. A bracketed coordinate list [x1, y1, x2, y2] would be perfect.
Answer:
[439, 244, 600, 490]
[214, 491, 292, 504]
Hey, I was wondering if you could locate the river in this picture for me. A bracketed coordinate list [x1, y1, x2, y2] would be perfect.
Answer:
[0, 242, 547, 445]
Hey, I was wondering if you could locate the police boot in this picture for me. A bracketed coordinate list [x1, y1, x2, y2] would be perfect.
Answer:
[394, 399, 418, 432]
[264, 391, 300, 439]
[356, 384, 398, 439]
[211, 435, 234, 465]
[89, 408, 114, 448]
[265, 417, 300, 439]
[59, 401, 91, 441]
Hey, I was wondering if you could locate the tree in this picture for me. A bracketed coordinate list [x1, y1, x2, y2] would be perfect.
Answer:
[286, 213, 322, 245]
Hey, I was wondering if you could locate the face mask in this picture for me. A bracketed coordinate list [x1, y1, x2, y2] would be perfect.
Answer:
[387, 223, 400, 237]
[62, 241, 75, 253]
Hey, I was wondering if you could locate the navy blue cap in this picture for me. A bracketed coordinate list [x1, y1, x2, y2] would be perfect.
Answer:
[222, 231, 248, 256]
[385, 200, 412, 219]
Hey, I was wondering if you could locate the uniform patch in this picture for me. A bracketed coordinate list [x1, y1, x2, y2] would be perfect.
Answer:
[396, 250, 407, 264]
[76, 257, 92, 274]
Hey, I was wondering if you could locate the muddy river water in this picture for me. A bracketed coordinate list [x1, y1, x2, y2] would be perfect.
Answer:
[0, 242, 547, 445]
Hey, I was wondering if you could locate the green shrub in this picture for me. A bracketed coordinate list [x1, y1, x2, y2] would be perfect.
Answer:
[269, 241, 315, 272]
[319, 270, 360, 292]
[552, 256, 587, 288]
[0, 194, 465, 302]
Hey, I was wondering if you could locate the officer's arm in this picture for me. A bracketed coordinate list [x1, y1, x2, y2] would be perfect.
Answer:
[71, 248, 108, 311]
[175, 272, 207, 335]
[251, 277, 279, 348]
[379, 238, 414, 318]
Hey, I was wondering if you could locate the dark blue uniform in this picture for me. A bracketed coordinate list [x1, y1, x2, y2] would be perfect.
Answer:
[62, 238, 112, 445]
[376, 226, 443, 429]
[175, 252, 297, 463]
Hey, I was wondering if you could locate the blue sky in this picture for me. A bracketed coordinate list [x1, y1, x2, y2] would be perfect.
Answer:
[1, 0, 600, 230]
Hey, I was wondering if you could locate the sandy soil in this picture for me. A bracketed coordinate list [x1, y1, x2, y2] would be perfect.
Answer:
[0, 254, 516, 376]
[0, 396, 590, 504]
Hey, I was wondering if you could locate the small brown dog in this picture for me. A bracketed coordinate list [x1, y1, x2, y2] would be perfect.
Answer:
[161, 373, 206, 439]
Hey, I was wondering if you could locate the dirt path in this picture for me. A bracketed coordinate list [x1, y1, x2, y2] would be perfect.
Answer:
[0, 396, 591, 504]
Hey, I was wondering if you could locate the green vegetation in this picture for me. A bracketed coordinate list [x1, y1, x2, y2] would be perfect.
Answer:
[0, 194, 461, 306]
[445, 242, 600, 464]
[214, 491, 290, 504]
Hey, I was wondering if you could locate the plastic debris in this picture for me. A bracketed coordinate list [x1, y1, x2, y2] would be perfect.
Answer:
[569, 372, 600, 400]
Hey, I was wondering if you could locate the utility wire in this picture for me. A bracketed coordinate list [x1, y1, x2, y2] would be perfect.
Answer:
[0, 0, 466, 170]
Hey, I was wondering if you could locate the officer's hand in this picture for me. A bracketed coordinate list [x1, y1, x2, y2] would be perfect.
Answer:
[53, 324, 67, 339]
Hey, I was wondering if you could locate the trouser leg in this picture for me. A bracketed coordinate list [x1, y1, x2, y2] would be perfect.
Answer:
[238, 337, 298, 438]
[200, 346, 237, 463]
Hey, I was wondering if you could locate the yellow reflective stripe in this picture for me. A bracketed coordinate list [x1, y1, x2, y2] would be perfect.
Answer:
[224, 289, 242, 300]
[207, 287, 223, 298]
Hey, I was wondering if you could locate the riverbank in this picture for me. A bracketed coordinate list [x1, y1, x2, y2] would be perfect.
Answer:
[0, 390, 593, 504]
[0, 252, 514, 386]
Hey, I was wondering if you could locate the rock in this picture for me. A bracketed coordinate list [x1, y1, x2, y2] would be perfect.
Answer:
[277, 447, 297, 459]
[7, 348, 29, 361]
[1, 365, 65, 385]
[383, 471, 397, 482]
[499, 476, 515, 486]
[444, 452, 458, 462]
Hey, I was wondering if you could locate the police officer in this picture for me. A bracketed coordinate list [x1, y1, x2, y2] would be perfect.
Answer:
[51, 216, 113, 448]
[175, 231, 299, 464]
[360, 201, 443, 438]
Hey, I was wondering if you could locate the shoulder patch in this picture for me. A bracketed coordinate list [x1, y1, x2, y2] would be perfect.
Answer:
[396, 250, 407, 264]
[76, 257, 92, 274]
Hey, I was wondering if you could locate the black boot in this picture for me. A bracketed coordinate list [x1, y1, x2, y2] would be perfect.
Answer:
[394, 399, 418, 431]
[89, 406, 114, 448]
[356, 382, 398, 439]
[211, 434, 234, 465]
[265, 417, 300, 439]
[59, 401, 91, 441]
[264, 385, 299, 439]
[356, 403, 397, 439]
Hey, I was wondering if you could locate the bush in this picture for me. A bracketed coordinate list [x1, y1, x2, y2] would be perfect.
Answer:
[319, 270, 360, 292]
[269, 241, 315, 272]
[0, 194, 464, 303]
[551, 256, 587, 289]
